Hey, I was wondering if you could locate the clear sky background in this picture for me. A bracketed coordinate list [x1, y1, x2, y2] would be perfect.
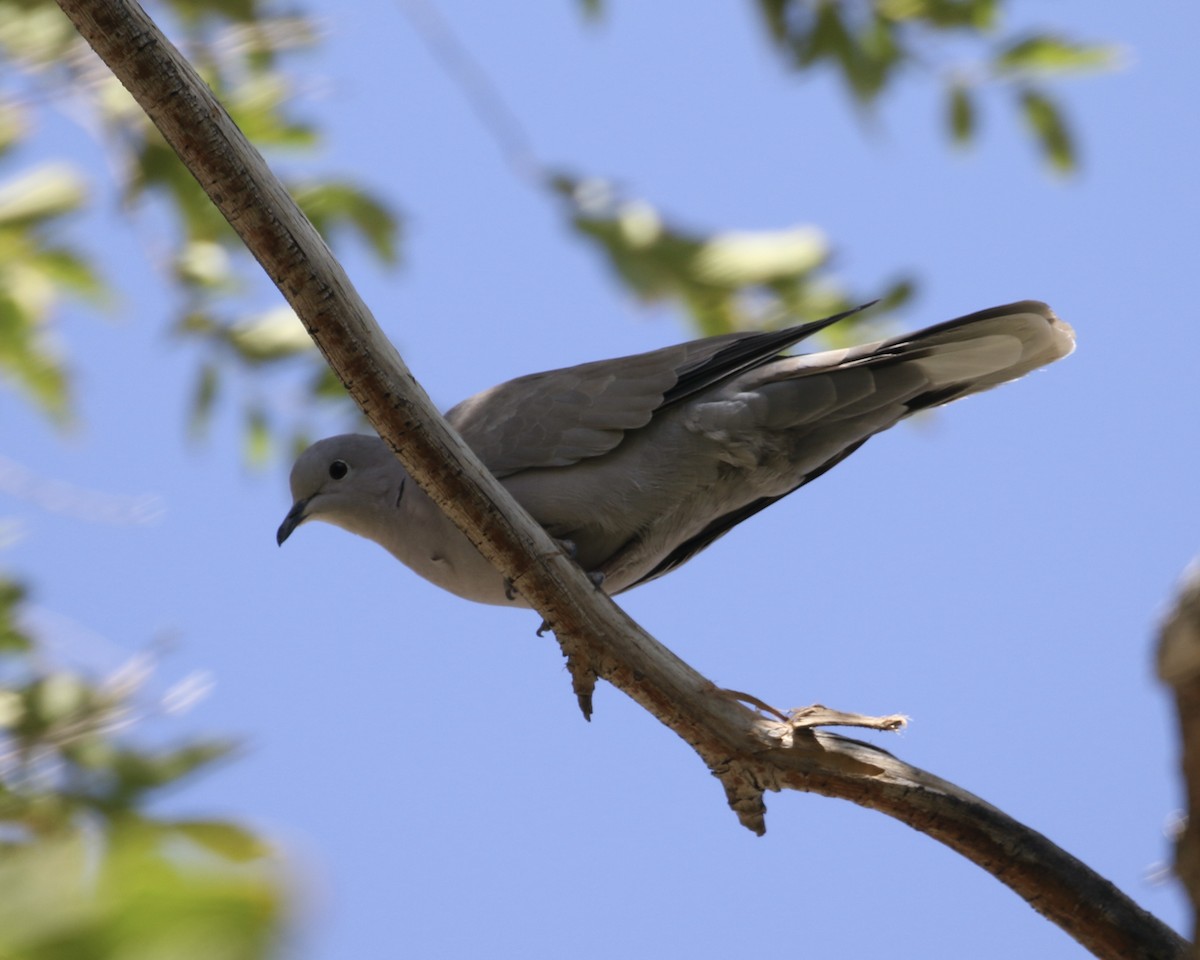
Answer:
[4, 2, 1199, 958]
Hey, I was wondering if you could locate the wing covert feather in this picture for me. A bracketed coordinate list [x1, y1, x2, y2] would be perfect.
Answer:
[446, 304, 872, 476]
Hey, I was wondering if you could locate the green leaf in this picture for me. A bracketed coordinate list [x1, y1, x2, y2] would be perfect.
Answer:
[29, 247, 106, 303]
[947, 81, 975, 144]
[110, 741, 237, 800]
[996, 34, 1118, 76]
[0, 290, 72, 426]
[1018, 88, 1075, 173]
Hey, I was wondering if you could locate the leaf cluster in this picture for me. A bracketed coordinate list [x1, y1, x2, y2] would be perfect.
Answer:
[0, 579, 285, 960]
[0, 0, 399, 461]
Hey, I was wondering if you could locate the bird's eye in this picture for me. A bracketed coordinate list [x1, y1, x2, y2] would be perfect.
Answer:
[329, 460, 349, 480]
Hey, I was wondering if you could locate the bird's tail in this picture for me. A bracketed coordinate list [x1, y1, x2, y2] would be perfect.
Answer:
[758, 300, 1074, 419]
[865, 300, 1075, 410]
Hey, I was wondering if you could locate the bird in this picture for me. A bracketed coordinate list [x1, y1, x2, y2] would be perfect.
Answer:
[277, 301, 1074, 606]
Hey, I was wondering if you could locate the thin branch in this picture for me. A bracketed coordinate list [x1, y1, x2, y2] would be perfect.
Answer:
[393, 0, 544, 183]
[53, 2, 1187, 958]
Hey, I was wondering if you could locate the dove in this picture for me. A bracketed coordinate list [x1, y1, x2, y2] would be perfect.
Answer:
[277, 301, 1073, 606]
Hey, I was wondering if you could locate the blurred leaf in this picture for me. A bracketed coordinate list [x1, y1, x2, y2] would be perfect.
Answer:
[29, 672, 90, 726]
[131, 138, 234, 243]
[996, 34, 1118, 76]
[578, 0, 604, 20]
[108, 741, 236, 806]
[884, 0, 999, 30]
[226, 306, 312, 363]
[172, 819, 272, 862]
[176, 240, 235, 289]
[0, 822, 284, 960]
[0, 101, 28, 158]
[28, 248, 105, 301]
[244, 406, 272, 466]
[692, 226, 827, 286]
[0, 1, 80, 65]
[1018, 88, 1075, 173]
[225, 71, 318, 149]
[0, 290, 72, 425]
[0, 164, 86, 229]
[555, 176, 894, 337]
[310, 364, 348, 400]
[292, 181, 402, 265]
[749, 0, 1104, 174]
[170, 0, 261, 23]
[947, 81, 975, 144]
[0, 580, 32, 653]
[188, 362, 221, 439]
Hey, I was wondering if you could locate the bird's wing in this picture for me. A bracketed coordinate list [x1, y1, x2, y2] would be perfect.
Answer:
[446, 304, 872, 477]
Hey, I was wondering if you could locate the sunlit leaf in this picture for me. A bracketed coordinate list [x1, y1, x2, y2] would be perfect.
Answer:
[29, 672, 90, 726]
[0, 823, 284, 960]
[0, 164, 86, 229]
[996, 34, 1118, 76]
[557, 177, 889, 336]
[226, 306, 312, 363]
[693, 227, 827, 286]
[176, 240, 235, 288]
[0, 2, 79, 65]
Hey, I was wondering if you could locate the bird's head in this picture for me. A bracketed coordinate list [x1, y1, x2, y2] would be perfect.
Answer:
[277, 434, 406, 546]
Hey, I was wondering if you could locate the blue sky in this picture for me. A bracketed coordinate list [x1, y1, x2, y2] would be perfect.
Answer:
[4, 2, 1199, 958]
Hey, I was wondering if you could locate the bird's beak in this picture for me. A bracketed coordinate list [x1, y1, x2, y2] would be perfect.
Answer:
[276, 498, 310, 546]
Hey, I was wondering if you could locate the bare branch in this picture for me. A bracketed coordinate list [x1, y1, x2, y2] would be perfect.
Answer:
[53, 2, 1187, 957]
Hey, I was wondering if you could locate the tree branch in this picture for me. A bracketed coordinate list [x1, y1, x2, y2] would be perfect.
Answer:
[54, 1, 1186, 957]
[1159, 559, 1200, 947]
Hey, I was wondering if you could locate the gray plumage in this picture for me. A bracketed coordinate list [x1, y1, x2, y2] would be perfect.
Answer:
[277, 301, 1074, 606]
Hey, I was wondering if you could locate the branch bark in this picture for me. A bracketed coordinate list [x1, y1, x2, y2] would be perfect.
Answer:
[1158, 559, 1200, 949]
[55, 1, 1187, 957]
